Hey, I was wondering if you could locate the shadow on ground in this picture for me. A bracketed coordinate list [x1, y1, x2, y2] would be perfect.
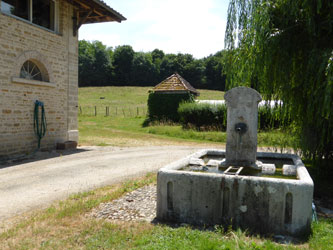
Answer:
[0, 148, 91, 169]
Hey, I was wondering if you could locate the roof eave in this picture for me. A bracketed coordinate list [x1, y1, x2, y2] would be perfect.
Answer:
[69, 0, 126, 26]
[90, 0, 126, 22]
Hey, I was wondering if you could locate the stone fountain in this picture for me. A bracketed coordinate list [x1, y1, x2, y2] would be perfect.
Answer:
[157, 87, 314, 237]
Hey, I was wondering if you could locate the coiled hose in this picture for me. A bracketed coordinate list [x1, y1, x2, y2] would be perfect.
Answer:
[34, 100, 47, 149]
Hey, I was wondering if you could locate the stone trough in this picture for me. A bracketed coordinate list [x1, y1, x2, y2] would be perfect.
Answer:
[156, 149, 313, 237]
[156, 87, 314, 237]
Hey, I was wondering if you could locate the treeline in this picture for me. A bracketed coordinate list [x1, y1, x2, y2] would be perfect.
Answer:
[79, 40, 226, 90]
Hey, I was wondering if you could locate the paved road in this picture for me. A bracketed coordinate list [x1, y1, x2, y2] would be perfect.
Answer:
[0, 145, 214, 222]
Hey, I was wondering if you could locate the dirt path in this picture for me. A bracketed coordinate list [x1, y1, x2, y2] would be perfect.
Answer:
[0, 145, 220, 223]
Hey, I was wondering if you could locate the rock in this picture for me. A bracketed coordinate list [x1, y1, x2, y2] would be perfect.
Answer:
[283, 165, 297, 176]
[206, 159, 223, 167]
[261, 164, 276, 175]
[189, 158, 205, 166]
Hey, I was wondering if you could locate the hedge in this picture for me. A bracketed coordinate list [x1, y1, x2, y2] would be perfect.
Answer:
[147, 92, 195, 122]
[178, 102, 290, 131]
[178, 102, 227, 131]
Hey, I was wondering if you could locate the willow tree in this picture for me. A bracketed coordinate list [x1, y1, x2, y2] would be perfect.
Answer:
[225, 0, 333, 160]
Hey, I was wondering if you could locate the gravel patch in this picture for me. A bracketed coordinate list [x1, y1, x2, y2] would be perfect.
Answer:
[91, 185, 157, 222]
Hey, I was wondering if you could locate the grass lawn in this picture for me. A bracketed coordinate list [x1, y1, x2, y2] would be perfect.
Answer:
[1, 173, 332, 249]
[78, 86, 294, 150]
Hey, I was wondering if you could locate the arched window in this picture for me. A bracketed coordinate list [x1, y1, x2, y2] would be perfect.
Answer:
[12, 51, 54, 87]
[19, 60, 49, 82]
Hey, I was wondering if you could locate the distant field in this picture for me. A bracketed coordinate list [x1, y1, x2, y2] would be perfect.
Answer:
[78, 86, 226, 147]
[78, 86, 292, 149]
[78, 86, 224, 116]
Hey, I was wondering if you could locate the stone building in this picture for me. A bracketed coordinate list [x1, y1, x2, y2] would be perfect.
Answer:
[0, 0, 125, 158]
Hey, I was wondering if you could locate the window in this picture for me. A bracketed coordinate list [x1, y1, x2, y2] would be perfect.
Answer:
[20, 60, 44, 81]
[1, 0, 57, 31]
[1, 0, 29, 20]
[33, 0, 55, 30]
[12, 51, 55, 87]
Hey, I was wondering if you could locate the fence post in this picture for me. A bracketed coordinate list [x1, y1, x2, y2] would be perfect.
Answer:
[95, 106, 97, 116]
[122, 108, 125, 117]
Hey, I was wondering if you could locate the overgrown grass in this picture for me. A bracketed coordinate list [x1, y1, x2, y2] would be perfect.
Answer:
[1, 173, 332, 249]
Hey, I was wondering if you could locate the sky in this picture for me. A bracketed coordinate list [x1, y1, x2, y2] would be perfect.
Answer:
[79, 0, 229, 59]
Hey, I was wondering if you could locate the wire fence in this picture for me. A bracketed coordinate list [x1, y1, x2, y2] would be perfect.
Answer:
[78, 106, 148, 117]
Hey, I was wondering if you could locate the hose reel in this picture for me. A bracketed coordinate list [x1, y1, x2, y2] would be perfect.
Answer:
[34, 100, 47, 149]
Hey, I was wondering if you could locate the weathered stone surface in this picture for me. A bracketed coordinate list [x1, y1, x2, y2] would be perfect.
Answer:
[261, 163, 276, 175]
[157, 149, 314, 237]
[224, 87, 262, 167]
[206, 159, 223, 167]
[283, 164, 297, 176]
[189, 158, 205, 166]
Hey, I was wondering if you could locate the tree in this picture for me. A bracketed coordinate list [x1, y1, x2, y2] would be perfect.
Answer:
[152, 49, 165, 63]
[204, 51, 226, 90]
[132, 52, 158, 85]
[78, 40, 95, 86]
[78, 40, 112, 86]
[91, 41, 112, 86]
[183, 59, 205, 88]
[113, 45, 135, 85]
[225, 0, 333, 160]
[159, 54, 178, 79]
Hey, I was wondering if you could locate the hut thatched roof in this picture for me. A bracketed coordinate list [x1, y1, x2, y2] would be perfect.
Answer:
[153, 73, 199, 95]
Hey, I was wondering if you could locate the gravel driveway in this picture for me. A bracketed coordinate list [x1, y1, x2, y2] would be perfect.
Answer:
[0, 145, 213, 222]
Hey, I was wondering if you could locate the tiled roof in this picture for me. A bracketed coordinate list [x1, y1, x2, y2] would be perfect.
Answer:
[153, 73, 199, 95]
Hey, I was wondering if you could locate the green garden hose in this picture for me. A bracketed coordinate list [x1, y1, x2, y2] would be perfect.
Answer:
[34, 100, 47, 149]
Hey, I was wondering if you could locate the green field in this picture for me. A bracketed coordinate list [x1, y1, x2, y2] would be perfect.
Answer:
[78, 86, 294, 149]
[78, 86, 224, 117]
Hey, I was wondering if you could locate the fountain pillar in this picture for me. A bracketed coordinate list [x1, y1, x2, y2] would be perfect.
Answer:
[223, 87, 262, 168]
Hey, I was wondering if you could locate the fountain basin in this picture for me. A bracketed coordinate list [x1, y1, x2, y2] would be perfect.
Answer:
[157, 149, 314, 237]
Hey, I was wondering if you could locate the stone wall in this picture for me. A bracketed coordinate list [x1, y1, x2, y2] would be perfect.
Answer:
[0, 0, 78, 157]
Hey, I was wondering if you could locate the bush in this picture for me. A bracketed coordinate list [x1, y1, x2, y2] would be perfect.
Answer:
[147, 92, 195, 122]
[178, 102, 227, 131]
[179, 102, 290, 131]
